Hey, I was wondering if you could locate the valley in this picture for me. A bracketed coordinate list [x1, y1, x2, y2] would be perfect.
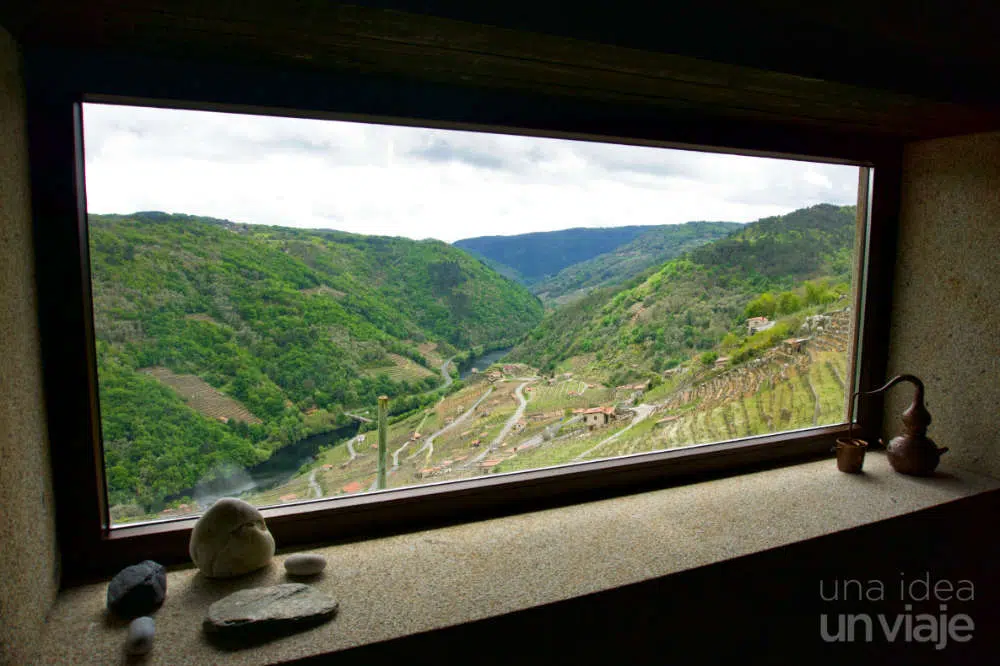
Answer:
[91, 204, 859, 523]
[232, 304, 850, 507]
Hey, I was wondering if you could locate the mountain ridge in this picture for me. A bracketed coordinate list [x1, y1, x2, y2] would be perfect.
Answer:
[510, 203, 856, 383]
[531, 221, 742, 304]
[454, 224, 659, 284]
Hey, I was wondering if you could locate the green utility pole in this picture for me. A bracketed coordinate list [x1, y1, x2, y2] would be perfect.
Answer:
[376, 395, 388, 490]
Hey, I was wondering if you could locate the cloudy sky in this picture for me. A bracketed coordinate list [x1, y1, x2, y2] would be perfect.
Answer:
[82, 103, 859, 242]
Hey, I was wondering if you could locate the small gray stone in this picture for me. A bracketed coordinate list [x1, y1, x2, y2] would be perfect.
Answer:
[284, 553, 327, 576]
[107, 560, 166, 618]
[204, 584, 337, 638]
[125, 616, 155, 655]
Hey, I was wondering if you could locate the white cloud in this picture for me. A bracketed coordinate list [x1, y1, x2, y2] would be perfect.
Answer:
[82, 103, 859, 242]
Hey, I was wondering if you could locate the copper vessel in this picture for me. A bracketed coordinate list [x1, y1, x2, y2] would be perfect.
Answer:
[834, 437, 867, 473]
[855, 374, 948, 476]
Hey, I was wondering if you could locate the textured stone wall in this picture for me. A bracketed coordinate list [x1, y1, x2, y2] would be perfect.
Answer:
[0, 26, 59, 665]
[885, 132, 1000, 477]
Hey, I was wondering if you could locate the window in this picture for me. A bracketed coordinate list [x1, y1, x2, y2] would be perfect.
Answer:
[83, 103, 866, 527]
[26, 53, 899, 582]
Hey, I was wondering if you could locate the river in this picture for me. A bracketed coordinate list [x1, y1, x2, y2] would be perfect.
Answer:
[189, 423, 358, 508]
[187, 347, 509, 507]
[460, 347, 512, 379]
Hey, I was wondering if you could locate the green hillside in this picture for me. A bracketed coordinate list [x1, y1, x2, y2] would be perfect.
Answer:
[510, 204, 856, 384]
[89, 212, 542, 511]
[532, 221, 742, 304]
[454, 225, 660, 284]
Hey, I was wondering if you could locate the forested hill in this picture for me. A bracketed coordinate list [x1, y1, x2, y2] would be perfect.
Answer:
[531, 221, 741, 304]
[454, 225, 655, 284]
[90, 212, 542, 512]
[510, 204, 856, 383]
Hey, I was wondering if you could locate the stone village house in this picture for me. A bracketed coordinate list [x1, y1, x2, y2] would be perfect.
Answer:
[575, 406, 617, 430]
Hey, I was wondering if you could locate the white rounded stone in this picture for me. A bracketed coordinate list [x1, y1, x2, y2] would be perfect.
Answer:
[189, 498, 275, 578]
[126, 616, 155, 655]
[284, 553, 327, 576]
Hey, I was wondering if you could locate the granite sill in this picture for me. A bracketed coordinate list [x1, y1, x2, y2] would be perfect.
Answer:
[36, 452, 999, 665]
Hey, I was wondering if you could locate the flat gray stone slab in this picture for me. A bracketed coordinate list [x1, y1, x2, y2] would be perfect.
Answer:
[204, 584, 338, 641]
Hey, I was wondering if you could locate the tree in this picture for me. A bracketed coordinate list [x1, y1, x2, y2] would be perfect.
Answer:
[804, 280, 835, 306]
[744, 292, 777, 319]
[777, 291, 803, 315]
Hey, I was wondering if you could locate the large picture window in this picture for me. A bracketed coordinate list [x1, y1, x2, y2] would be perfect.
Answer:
[81, 103, 865, 526]
[26, 40, 900, 581]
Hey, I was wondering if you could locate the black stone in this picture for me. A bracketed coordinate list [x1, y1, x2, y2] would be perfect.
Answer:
[106, 560, 167, 618]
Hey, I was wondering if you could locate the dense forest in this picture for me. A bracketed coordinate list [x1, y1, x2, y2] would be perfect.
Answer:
[453, 224, 724, 285]
[454, 222, 741, 288]
[510, 204, 856, 384]
[90, 212, 542, 512]
[529, 221, 741, 303]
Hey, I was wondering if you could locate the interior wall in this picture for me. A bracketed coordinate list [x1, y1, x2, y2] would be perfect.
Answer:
[885, 131, 1000, 476]
[0, 25, 59, 665]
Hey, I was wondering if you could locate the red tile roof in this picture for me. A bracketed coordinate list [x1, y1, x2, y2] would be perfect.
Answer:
[341, 482, 363, 493]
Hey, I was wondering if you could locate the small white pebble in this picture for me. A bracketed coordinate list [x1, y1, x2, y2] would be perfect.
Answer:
[284, 553, 327, 576]
[126, 616, 155, 655]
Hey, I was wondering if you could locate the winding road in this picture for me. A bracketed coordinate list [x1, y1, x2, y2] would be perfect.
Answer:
[391, 441, 410, 469]
[463, 379, 536, 469]
[440, 357, 455, 389]
[307, 468, 322, 498]
[345, 434, 363, 462]
[410, 386, 494, 463]
[365, 386, 495, 491]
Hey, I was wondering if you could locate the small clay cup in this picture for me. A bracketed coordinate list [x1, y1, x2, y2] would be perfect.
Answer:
[835, 438, 867, 473]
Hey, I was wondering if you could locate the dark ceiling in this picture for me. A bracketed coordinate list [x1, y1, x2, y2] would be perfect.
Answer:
[2, 1, 998, 139]
[360, 0, 1000, 104]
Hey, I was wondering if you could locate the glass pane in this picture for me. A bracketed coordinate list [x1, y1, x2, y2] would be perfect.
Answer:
[82, 103, 861, 525]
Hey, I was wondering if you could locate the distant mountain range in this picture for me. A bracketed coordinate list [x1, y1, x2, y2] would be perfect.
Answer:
[454, 221, 741, 303]
[530, 222, 742, 304]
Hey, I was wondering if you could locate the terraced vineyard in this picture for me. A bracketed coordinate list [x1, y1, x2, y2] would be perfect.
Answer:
[201, 306, 855, 516]
[139, 367, 262, 424]
[362, 353, 437, 382]
[577, 309, 852, 460]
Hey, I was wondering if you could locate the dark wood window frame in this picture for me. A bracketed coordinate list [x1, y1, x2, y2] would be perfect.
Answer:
[24, 48, 900, 585]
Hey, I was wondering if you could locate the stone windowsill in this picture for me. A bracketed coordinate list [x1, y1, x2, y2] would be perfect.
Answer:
[36, 452, 1000, 664]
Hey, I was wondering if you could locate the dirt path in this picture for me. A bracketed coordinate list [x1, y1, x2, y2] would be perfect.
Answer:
[463, 379, 536, 469]
[574, 403, 655, 461]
